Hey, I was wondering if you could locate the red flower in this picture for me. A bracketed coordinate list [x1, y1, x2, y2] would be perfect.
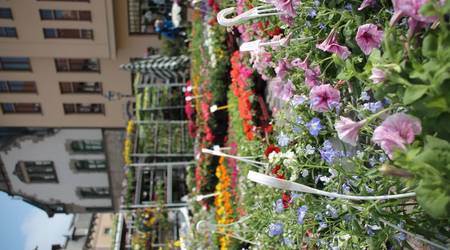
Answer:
[271, 165, 285, 179]
[264, 144, 280, 157]
[282, 192, 291, 209]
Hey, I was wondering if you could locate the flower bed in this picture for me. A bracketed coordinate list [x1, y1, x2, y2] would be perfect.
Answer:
[188, 0, 450, 249]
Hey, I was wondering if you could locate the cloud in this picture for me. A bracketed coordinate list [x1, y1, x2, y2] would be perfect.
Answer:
[21, 210, 73, 250]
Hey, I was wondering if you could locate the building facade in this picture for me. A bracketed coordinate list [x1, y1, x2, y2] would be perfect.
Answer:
[0, 128, 126, 215]
[0, 0, 163, 128]
[52, 213, 116, 250]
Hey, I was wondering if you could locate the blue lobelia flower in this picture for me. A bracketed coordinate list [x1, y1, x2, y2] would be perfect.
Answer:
[291, 95, 306, 106]
[274, 199, 284, 213]
[363, 101, 383, 113]
[297, 205, 308, 224]
[268, 222, 284, 237]
[308, 9, 317, 18]
[344, 3, 353, 11]
[360, 91, 371, 101]
[325, 204, 338, 218]
[342, 183, 351, 194]
[319, 221, 328, 230]
[277, 131, 291, 147]
[319, 23, 326, 30]
[295, 116, 304, 124]
[306, 118, 322, 137]
[320, 140, 337, 164]
[292, 126, 301, 134]
[304, 144, 315, 155]
[283, 237, 294, 247]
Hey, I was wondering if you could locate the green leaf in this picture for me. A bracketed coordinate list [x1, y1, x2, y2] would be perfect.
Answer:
[422, 33, 438, 58]
[416, 181, 450, 219]
[403, 85, 428, 105]
[425, 96, 448, 111]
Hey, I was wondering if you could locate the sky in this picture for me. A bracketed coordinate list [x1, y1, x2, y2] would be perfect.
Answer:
[0, 191, 73, 250]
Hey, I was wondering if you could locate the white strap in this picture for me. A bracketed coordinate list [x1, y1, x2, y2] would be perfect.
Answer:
[247, 171, 416, 201]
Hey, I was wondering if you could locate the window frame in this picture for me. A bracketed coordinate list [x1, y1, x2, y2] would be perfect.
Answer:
[0, 8, 13, 19]
[77, 187, 110, 199]
[1, 103, 42, 114]
[63, 103, 105, 114]
[39, 9, 92, 21]
[59, 81, 102, 94]
[0, 57, 32, 72]
[14, 161, 58, 184]
[70, 140, 104, 153]
[73, 159, 107, 172]
[43, 28, 93, 39]
[0, 81, 37, 93]
[54, 58, 100, 73]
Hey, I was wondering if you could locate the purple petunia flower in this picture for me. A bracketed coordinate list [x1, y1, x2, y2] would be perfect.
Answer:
[358, 0, 376, 11]
[372, 113, 422, 158]
[275, 58, 292, 79]
[306, 118, 322, 136]
[356, 24, 384, 55]
[369, 68, 386, 83]
[268, 222, 284, 237]
[297, 205, 308, 224]
[390, 0, 438, 37]
[335, 116, 366, 146]
[316, 29, 351, 59]
[309, 84, 341, 112]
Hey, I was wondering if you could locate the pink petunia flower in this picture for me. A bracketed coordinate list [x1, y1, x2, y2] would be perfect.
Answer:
[369, 68, 386, 83]
[335, 117, 366, 146]
[275, 58, 292, 79]
[390, 0, 438, 37]
[356, 24, 384, 55]
[358, 0, 376, 11]
[269, 0, 300, 17]
[279, 80, 295, 101]
[316, 29, 351, 59]
[309, 84, 340, 112]
[291, 57, 308, 70]
[304, 65, 321, 88]
[372, 113, 422, 158]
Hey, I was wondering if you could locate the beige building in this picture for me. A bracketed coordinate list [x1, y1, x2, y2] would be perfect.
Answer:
[52, 213, 116, 250]
[0, 0, 163, 128]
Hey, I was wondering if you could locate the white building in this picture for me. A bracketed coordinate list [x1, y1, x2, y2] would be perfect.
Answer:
[0, 128, 124, 215]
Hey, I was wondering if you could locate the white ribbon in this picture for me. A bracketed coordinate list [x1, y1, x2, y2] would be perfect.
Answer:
[201, 148, 267, 169]
[247, 171, 416, 201]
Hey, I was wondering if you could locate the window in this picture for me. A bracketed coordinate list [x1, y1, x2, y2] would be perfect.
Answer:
[59, 82, 102, 94]
[63, 103, 104, 114]
[43, 28, 93, 39]
[14, 161, 58, 183]
[40, 9, 91, 21]
[104, 228, 111, 235]
[74, 160, 106, 171]
[55, 58, 99, 72]
[0, 81, 37, 93]
[70, 140, 103, 153]
[1, 103, 41, 114]
[0, 8, 13, 19]
[0, 57, 31, 71]
[77, 187, 110, 199]
[0, 27, 17, 37]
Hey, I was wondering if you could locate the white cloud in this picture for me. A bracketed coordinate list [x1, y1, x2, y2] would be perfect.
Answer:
[21, 210, 73, 250]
